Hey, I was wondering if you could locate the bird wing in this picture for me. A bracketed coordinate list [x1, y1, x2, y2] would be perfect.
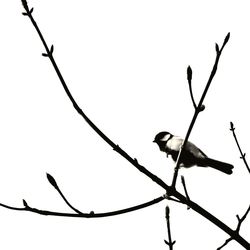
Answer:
[167, 136, 207, 159]
[185, 141, 207, 158]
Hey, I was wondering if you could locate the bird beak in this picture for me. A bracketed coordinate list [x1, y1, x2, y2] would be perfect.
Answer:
[153, 140, 156, 143]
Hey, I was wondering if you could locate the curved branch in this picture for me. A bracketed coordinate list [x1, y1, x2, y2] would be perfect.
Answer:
[0, 195, 164, 218]
[19, 2, 250, 249]
[187, 66, 197, 109]
[230, 122, 250, 174]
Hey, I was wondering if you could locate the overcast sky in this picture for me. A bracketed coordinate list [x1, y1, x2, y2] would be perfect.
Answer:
[1, 1, 250, 249]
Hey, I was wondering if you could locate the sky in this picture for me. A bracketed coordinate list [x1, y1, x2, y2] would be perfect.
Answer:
[1, 0, 250, 249]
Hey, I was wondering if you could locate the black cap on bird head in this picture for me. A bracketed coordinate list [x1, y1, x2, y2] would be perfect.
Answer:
[153, 131, 171, 143]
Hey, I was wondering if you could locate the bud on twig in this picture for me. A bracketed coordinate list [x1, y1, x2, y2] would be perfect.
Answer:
[215, 43, 220, 53]
[46, 173, 58, 189]
[187, 66, 192, 84]
[230, 121, 235, 131]
[23, 199, 28, 207]
[165, 206, 170, 219]
[224, 32, 230, 45]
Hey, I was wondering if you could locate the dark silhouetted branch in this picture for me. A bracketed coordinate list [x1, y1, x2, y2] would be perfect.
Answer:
[171, 33, 230, 188]
[230, 122, 250, 174]
[18, 2, 250, 249]
[187, 66, 197, 110]
[217, 204, 250, 250]
[181, 176, 190, 210]
[164, 206, 176, 249]
[0, 195, 165, 218]
[46, 173, 83, 214]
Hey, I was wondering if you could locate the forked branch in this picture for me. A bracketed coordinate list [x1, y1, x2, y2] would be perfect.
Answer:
[171, 33, 230, 188]
[8, 1, 249, 249]
[217, 205, 250, 250]
[0, 172, 165, 218]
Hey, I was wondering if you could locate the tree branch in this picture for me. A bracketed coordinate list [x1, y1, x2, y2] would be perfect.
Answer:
[181, 176, 190, 210]
[217, 204, 250, 250]
[18, 2, 250, 249]
[187, 66, 197, 110]
[46, 173, 83, 214]
[0, 195, 165, 218]
[164, 206, 176, 249]
[171, 33, 230, 188]
[230, 122, 250, 174]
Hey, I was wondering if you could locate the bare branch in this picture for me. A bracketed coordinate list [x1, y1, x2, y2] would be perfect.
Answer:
[18, 3, 250, 249]
[0, 195, 165, 218]
[217, 204, 250, 250]
[171, 32, 230, 188]
[187, 66, 197, 109]
[164, 206, 176, 249]
[181, 176, 190, 209]
[236, 204, 250, 232]
[46, 173, 83, 214]
[217, 238, 233, 250]
[230, 122, 250, 174]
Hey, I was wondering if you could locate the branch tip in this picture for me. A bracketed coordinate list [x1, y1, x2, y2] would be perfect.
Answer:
[165, 206, 170, 218]
[187, 66, 192, 83]
[21, 0, 29, 11]
[230, 121, 235, 131]
[21, 0, 33, 16]
[215, 43, 220, 53]
[224, 32, 230, 45]
[50, 45, 54, 54]
[22, 199, 28, 207]
[46, 173, 58, 189]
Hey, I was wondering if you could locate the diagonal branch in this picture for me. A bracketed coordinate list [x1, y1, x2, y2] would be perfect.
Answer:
[230, 122, 250, 174]
[20, 0, 168, 190]
[164, 206, 176, 249]
[18, 2, 250, 249]
[217, 204, 250, 250]
[171, 33, 230, 188]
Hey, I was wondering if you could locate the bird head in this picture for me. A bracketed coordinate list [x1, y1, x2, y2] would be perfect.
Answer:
[153, 131, 172, 151]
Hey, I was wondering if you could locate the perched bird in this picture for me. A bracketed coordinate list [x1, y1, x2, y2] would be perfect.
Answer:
[153, 131, 233, 175]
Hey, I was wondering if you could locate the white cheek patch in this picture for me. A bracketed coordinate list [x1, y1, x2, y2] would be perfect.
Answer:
[160, 134, 171, 141]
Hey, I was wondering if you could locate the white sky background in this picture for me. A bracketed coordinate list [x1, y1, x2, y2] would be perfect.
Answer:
[1, 0, 250, 249]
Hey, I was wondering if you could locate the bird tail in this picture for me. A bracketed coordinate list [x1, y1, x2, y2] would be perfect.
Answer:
[202, 158, 233, 175]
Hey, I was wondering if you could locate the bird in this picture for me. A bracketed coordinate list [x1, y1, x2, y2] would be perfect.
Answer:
[153, 131, 233, 175]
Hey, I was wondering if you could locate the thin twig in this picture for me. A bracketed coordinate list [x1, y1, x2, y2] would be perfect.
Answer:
[171, 33, 230, 188]
[0, 195, 165, 218]
[164, 206, 176, 249]
[181, 176, 190, 209]
[46, 173, 83, 214]
[19, 3, 250, 249]
[217, 204, 250, 250]
[187, 66, 198, 109]
[230, 122, 250, 174]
